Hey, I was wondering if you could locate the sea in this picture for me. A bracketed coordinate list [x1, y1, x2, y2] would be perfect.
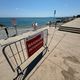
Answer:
[0, 17, 60, 39]
[0, 17, 57, 28]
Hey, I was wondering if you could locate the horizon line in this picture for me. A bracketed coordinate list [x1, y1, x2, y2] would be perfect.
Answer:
[0, 16, 74, 18]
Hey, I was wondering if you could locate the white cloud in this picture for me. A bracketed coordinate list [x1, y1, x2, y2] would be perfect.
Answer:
[16, 8, 19, 10]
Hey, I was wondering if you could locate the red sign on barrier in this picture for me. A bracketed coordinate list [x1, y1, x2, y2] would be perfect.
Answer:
[26, 32, 43, 57]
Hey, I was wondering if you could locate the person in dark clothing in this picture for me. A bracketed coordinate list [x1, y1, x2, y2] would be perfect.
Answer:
[49, 21, 52, 27]
[55, 22, 57, 28]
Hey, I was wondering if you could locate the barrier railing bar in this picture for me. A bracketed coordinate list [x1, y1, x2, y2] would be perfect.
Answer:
[24, 39, 29, 58]
[2, 38, 25, 46]
[20, 40, 26, 61]
[2, 29, 48, 79]
[46, 29, 48, 47]
[2, 45, 15, 72]
[22, 47, 48, 80]
[9, 45, 18, 66]
[15, 43, 22, 64]
[8, 48, 26, 58]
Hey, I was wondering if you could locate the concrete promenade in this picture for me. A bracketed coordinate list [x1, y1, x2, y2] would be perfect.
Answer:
[0, 27, 80, 80]
[28, 27, 80, 80]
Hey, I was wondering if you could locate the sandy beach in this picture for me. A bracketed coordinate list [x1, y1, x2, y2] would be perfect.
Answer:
[0, 27, 34, 40]
[0, 19, 80, 80]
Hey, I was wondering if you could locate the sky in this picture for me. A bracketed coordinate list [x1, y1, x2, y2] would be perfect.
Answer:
[0, 0, 80, 17]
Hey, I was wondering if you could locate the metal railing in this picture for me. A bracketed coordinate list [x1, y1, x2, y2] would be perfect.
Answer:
[2, 29, 48, 80]
[0, 27, 17, 40]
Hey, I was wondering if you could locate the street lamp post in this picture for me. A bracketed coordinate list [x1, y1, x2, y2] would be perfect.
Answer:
[54, 10, 56, 20]
[54, 10, 56, 28]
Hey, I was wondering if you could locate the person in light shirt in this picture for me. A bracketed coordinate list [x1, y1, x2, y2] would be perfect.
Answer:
[32, 22, 38, 30]
[35, 22, 38, 27]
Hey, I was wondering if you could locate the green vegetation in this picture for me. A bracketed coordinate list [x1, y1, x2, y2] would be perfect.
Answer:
[0, 23, 5, 27]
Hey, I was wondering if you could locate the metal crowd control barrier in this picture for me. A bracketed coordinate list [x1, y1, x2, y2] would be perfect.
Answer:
[2, 29, 48, 80]
[0, 27, 17, 40]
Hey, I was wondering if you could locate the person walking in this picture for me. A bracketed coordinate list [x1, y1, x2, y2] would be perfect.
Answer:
[35, 22, 38, 29]
[32, 22, 38, 31]
[32, 23, 37, 30]
[47, 21, 52, 27]
[55, 22, 57, 28]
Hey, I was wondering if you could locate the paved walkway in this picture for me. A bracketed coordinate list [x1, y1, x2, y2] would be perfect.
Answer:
[27, 27, 80, 80]
[62, 18, 80, 28]
[0, 27, 80, 80]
